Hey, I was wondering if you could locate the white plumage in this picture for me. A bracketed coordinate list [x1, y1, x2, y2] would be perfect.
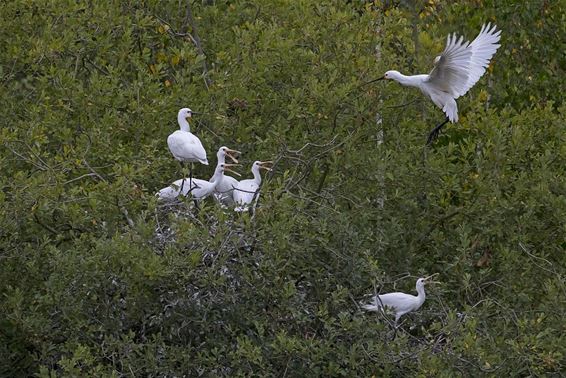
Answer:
[167, 108, 208, 165]
[362, 275, 438, 326]
[156, 164, 239, 202]
[210, 146, 241, 206]
[381, 23, 501, 142]
[233, 160, 272, 212]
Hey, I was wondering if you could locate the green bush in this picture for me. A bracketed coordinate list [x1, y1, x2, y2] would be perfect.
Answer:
[1, 0, 564, 376]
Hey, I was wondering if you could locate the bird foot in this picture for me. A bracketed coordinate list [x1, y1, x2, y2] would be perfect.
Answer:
[426, 118, 449, 145]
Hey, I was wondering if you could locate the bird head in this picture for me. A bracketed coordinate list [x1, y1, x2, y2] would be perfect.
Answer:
[383, 70, 400, 80]
[418, 273, 440, 287]
[156, 185, 180, 201]
[256, 160, 274, 171]
[178, 108, 193, 120]
[218, 146, 241, 164]
[219, 163, 241, 177]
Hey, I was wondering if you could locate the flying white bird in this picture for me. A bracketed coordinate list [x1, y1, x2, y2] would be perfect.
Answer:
[210, 146, 241, 207]
[379, 23, 501, 144]
[233, 161, 273, 212]
[362, 274, 439, 327]
[167, 108, 208, 190]
[156, 163, 240, 202]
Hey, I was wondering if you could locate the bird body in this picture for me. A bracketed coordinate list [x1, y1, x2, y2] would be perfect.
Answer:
[362, 276, 437, 326]
[210, 147, 241, 206]
[167, 108, 208, 165]
[156, 164, 239, 201]
[214, 175, 239, 205]
[382, 23, 501, 141]
[233, 161, 272, 212]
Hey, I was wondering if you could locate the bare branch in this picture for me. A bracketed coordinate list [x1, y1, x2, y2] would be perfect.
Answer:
[181, 1, 212, 88]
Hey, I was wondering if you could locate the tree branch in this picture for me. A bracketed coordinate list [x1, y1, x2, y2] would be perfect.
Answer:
[181, 1, 212, 88]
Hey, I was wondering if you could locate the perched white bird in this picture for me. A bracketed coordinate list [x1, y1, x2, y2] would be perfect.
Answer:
[156, 163, 239, 202]
[167, 108, 208, 189]
[233, 160, 273, 212]
[210, 146, 241, 207]
[362, 275, 438, 327]
[380, 23, 501, 143]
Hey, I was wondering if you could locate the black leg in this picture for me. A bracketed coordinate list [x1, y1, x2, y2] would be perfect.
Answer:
[426, 117, 449, 145]
[189, 163, 194, 189]
[179, 162, 187, 194]
[178, 163, 193, 196]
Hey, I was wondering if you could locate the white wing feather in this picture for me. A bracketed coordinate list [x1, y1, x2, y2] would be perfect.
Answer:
[427, 23, 501, 98]
[233, 180, 260, 210]
[363, 293, 418, 312]
[167, 131, 208, 164]
[458, 23, 501, 98]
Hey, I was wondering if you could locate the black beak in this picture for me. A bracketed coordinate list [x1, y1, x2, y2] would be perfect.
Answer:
[359, 76, 385, 88]
[368, 76, 385, 84]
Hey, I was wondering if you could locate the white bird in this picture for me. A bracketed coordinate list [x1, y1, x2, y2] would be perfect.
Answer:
[156, 163, 240, 202]
[362, 275, 438, 327]
[210, 146, 241, 207]
[167, 108, 208, 190]
[233, 160, 273, 212]
[380, 23, 501, 144]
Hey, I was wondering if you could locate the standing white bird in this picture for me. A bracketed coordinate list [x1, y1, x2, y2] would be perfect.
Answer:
[233, 160, 273, 212]
[362, 275, 438, 327]
[156, 163, 240, 202]
[210, 146, 241, 207]
[167, 108, 208, 190]
[379, 23, 501, 144]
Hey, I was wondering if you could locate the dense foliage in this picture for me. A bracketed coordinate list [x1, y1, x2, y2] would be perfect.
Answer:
[1, 0, 565, 376]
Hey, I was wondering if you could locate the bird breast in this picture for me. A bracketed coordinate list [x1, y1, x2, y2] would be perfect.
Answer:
[215, 175, 238, 193]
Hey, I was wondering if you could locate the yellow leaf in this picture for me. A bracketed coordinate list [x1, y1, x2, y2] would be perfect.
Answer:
[156, 51, 167, 63]
[164, 80, 171, 87]
[171, 55, 180, 66]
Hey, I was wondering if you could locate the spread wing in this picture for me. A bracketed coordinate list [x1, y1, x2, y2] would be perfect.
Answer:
[427, 23, 501, 98]
[459, 23, 501, 98]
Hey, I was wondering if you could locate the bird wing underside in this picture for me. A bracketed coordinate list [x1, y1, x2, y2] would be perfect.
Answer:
[458, 23, 501, 98]
[426, 33, 472, 97]
[427, 23, 501, 98]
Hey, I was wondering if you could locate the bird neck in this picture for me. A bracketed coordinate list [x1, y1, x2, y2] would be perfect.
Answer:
[216, 152, 225, 165]
[416, 283, 426, 305]
[177, 115, 191, 132]
[252, 165, 262, 185]
[391, 72, 423, 88]
[211, 169, 224, 186]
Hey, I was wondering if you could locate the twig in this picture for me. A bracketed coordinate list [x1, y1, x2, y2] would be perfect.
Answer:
[416, 208, 462, 245]
[83, 159, 107, 183]
[386, 98, 420, 109]
[120, 206, 135, 228]
[518, 242, 563, 280]
[181, 1, 211, 88]
[63, 173, 100, 185]
[33, 213, 58, 235]
[286, 135, 339, 155]
[5, 144, 47, 171]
